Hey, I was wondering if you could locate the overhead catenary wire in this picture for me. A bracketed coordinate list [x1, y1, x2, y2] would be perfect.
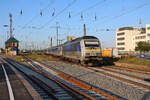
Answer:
[17, 0, 150, 33]
[72, 0, 107, 18]
[84, 0, 150, 34]
[16, 0, 56, 32]
[14, 0, 150, 39]
[59, 0, 109, 32]
[16, 0, 107, 31]
[39, 0, 77, 29]
[96, 0, 150, 24]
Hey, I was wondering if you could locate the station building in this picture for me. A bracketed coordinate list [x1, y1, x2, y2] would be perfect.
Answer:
[5, 37, 19, 55]
[116, 24, 150, 53]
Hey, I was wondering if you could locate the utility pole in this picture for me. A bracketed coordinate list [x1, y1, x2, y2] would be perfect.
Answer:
[84, 24, 86, 36]
[51, 37, 52, 48]
[7, 31, 9, 40]
[49, 22, 60, 46]
[9, 13, 13, 38]
[58, 39, 64, 45]
[56, 22, 60, 46]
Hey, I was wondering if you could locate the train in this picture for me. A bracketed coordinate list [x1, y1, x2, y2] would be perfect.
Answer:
[49, 36, 103, 65]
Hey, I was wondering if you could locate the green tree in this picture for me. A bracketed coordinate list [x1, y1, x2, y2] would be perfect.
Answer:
[135, 41, 150, 53]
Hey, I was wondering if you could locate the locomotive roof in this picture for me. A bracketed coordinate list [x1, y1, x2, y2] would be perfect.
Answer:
[81, 36, 98, 39]
[64, 36, 98, 44]
[50, 36, 98, 49]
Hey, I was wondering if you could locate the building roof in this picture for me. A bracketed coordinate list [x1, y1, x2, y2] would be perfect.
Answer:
[118, 27, 145, 31]
[5, 37, 19, 44]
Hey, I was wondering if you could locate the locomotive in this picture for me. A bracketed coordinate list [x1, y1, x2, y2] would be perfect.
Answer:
[49, 36, 103, 65]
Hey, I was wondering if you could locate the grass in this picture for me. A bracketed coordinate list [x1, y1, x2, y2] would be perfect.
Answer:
[11, 55, 24, 62]
[10, 53, 150, 71]
[27, 52, 58, 61]
[117, 56, 150, 71]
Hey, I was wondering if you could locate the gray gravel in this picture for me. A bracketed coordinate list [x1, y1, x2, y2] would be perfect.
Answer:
[103, 66, 150, 79]
[41, 61, 150, 100]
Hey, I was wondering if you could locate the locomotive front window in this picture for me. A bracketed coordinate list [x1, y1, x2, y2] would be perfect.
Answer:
[84, 41, 99, 47]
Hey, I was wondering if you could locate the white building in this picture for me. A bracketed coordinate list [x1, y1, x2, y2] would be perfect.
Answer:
[146, 24, 150, 42]
[116, 24, 150, 53]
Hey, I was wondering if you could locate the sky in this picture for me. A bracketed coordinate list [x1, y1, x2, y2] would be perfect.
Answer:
[0, 0, 150, 50]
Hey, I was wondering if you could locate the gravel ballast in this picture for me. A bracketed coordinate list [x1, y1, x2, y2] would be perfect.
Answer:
[40, 61, 149, 100]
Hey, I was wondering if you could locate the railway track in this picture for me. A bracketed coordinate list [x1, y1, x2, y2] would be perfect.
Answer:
[99, 67, 149, 82]
[22, 56, 129, 100]
[27, 58, 149, 100]
[60, 58, 150, 90]
[4, 57, 109, 100]
[6, 55, 150, 100]
[87, 67, 150, 90]
[0, 58, 34, 100]
[3, 58, 58, 100]
[71, 59, 150, 90]
[107, 66, 150, 76]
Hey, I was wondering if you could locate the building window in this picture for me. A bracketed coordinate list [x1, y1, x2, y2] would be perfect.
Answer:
[147, 34, 150, 36]
[135, 36, 146, 39]
[117, 37, 125, 40]
[147, 27, 150, 30]
[147, 40, 150, 43]
[117, 42, 125, 45]
[140, 32, 146, 34]
[118, 47, 125, 50]
[117, 32, 125, 36]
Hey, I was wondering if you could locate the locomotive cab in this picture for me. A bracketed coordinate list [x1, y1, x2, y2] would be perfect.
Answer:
[80, 37, 103, 64]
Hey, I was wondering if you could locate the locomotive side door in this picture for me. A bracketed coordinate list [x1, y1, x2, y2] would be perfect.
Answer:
[80, 40, 85, 59]
[60, 46, 63, 56]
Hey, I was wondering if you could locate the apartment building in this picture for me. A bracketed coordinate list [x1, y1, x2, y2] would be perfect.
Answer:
[116, 24, 150, 53]
[146, 24, 150, 42]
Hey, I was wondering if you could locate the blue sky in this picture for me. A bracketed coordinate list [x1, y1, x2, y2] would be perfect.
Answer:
[0, 0, 150, 49]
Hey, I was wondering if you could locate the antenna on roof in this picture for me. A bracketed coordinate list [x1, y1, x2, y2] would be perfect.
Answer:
[84, 24, 86, 36]
[139, 18, 142, 24]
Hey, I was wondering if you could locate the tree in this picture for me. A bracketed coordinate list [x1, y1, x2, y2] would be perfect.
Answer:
[135, 41, 150, 53]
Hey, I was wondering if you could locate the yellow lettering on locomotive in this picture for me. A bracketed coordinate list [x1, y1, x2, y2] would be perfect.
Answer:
[85, 49, 100, 51]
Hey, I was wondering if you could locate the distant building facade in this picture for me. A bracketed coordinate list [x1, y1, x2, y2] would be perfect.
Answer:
[116, 24, 150, 53]
[67, 36, 76, 41]
[146, 24, 150, 42]
[5, 37, 19, 55]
